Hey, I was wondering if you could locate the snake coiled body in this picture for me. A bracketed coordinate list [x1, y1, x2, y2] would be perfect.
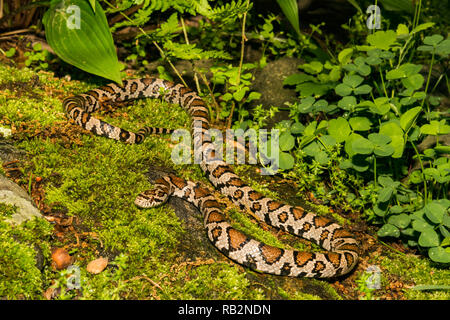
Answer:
[63, 78, 359, 278]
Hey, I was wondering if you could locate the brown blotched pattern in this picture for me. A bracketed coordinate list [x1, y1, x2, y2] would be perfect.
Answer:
[63, 78, 359, 278]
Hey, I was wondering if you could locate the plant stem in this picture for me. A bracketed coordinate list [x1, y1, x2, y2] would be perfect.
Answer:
[421, 49, 435, 121]
[379, 67, 388, 98]
[180, 17, 201, 93]
[102, 0, 188, 88]
[236, 0, 251, 85]
[410, 141, 428, 204]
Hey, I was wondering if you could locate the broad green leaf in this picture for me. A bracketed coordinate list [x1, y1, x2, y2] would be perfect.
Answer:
[412, 219, 432, 232]
[328, 117, 351, 143]
[400, 106, 422, 132]
[420, 120, 450, 136]
[402, 74, 424, 91]
[388, 213, 411, 229]
[368, 133, 391, 145]
[352, 137, 374, 155]
[283, 73, 315, 85]
[337, 96, 357, 110]
[378, 223, 400, 238]
[88, 0, 96, 12]
[379, 0, 414, 13]
[344, 133, 364, 157]
[233, 86, 249, 101]
[300, 61, 323, 74]
[43, 0, 122, 84]
[428, 246, 450, 263]
[290, 122, 304, 134]
[378, 186, 394, 202]
[379, 122, 404, 158]
[423, 34, 444, 46]
[279, 132, 296, 151]
[386, 68, 406, 80]
[343, 74, 364, 88]
[276, 0, 300, 37]
[335, 83, 352, 96]
[279, 151, 295, 170]
[354, 84, 372, 95]
[396, 24, 409, 37]
[367, 30, 398, 50]
[410, 22, 435, 34]
[424, 202, 446, 224]
[374, 144, 395, 157]
[419, 228, 440, 247]
[338, 48, 353, 65]
[349, 117, 372, 131]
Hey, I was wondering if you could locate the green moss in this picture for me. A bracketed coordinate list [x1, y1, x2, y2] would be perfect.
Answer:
[376, 252, 450, 300]
[0, 216, 53, 299]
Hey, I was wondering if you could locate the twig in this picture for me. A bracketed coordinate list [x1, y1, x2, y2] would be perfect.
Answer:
[236, 0, 251, 85]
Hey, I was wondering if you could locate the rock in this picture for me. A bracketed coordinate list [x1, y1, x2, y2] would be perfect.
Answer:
[0, 174, 43, 225]
[0, 127, 12, 138]
[250, 56, 302, 128]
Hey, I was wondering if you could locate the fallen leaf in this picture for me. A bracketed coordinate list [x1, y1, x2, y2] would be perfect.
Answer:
[86, 257, 108, 274]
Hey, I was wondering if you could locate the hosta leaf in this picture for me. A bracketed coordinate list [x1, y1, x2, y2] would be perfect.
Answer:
[43, 0, 122, 84]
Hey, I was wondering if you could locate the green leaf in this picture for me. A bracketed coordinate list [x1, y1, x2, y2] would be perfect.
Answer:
[424, 202, 446, 224]
[354, 84, 372, 95]
[368, 133, 391, 145]
[402, 74, 424, 91]
[279, 132, 296, 151]
[378, 187, 394, 202]
[283, 73, 315, 85]
[412, 219, 432, 233]
[276, 0, 300, 37]
[420, 120, 450, 136]
[386, 68, 406, 80]
[374, 144, 395, 157]
[279, 151, 295, 170]
[410, 22, 435, 34]
[290, 122, 305, 134]
[400, 106, 422, 132]
[352, 137, 374, 155]
[337, 96, 357, 110]
[233, 87, 249, 101]
[378, 224, 400, 238]
[418, 228, 440, 247]
[423, 34, 444, 46]
[43, 0, 122, 84]
[388, 213, 411, 229]
[344, 133, 363, 157]
[428, 246, 450, 263]
[300, 61, 323, 74]
[88, 0, 96, 12]
[343, 74, 364, 88]
[338, 48, 353, 65]
[335, 83, 352, 96]
[379, 122, 405, 158]
[367, 30, 398, 50]
[349, 117, 372, 131]
[328, 117, 351, 143]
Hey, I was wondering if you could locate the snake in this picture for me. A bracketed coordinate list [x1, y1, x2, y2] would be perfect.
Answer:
[63, 77, 359, 278]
